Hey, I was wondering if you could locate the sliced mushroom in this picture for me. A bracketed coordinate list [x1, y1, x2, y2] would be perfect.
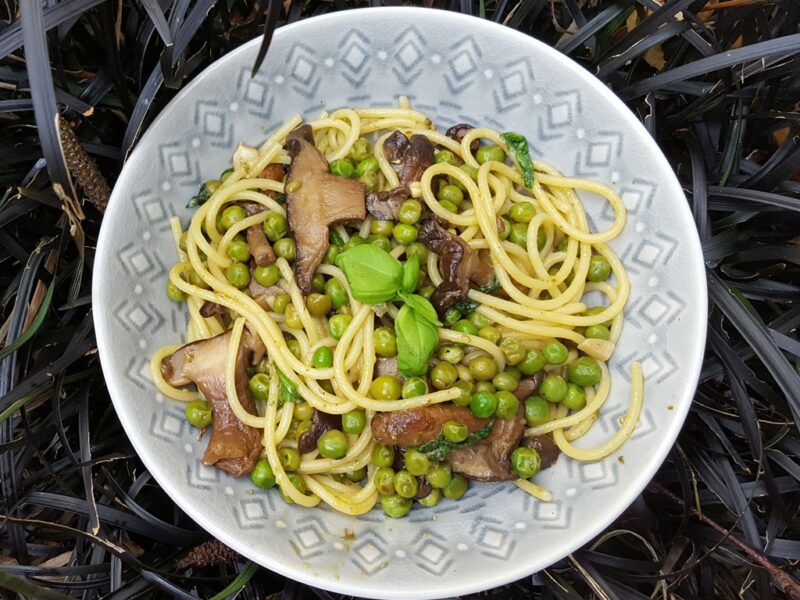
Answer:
[373, 356, 405, 383]
[418, 217, 496, 316]
[241, 161, 284, 268]
[445, 405, 526, 482]
[298, 409, 342, 454]
[285, 125, 366, 293]
[258, 162, 286, 199]
[382, 130, 434, 185]
[414, 476, 432, 500]
[513, 373, 546, 401]
[445, 123, 479, 153]
[365, 185, 410, 221]
[200, 300, 227, 318]
[372, 405, 488, 447]
[161, 330, 263, 477]
[521, 433, 560, 470]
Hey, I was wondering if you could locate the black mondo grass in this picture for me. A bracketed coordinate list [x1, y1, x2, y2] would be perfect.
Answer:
[1, 1, 800, 598]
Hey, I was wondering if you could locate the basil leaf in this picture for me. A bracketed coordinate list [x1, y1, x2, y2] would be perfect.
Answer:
[400, 255, 420, 294]
[335, 244, 403, 304]
[395, 303, 439, 377]
[417, 420, 495, 461]
[187, 181, 212, 208]
[500, 132, 534, 188]
[276, 368, 301, 407]
[398, 292, 442, 326]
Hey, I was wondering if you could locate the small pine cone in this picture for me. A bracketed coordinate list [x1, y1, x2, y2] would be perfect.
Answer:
[177, 539, 239, 569]
[58, 115, 111, 212]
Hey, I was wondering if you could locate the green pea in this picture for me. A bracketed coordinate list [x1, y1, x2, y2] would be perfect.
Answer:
[509, 222, 528, 247]
[328, 313, 352, 340]
[306, 293, 332, 317]
[254, 264, 280, 287]
[227, 240, 251, 263]
[263, 212, 288, 242]
[478, 326, 501, 344]
[317, 429, 349, 459]
[476, 144, 505, 164]
[437, 184, 464, 206]
[525, 395, 550, 426]
[274, 237, 296, 261]
[430, 362, 457, 390]
[509, 202, 536, 223]
[272, 293, 290, 314]
[452, 319, 478, 336]
[325, 278, 348, 309]
[367, 234, 392, 253]
[284, 305, 302, 329]
[419, 285, 435, 300]
[511, 447, 541, 479]
[442, 420, 468, 443]
[469, 355, 498, 381]
[166, 281, 186, 302]
[438, 344, 464, 364]
[185, 401, 212, 428]
[401, 377, 428, 399]
[250, 458, 276, 489]
[495, 390, 519, 419]
[373, 327, 397, 357]
[343, 235, 366, 251]
[543, 341, 569, 365]
[470, 391, 497, 418]
[293, 419, 310, 443]
[427, 464, 452, 489]
[346, 466, 368, 482]
[443, 474, 468, 500]
[359, 171, 379, 193]
[393, 223, 418, 245]
[418, 488, 441, 508]
[439, 199, 458, 213]
[370, 219, 394, 237]
[540, 374, 568, 403]
[518, 349, 546, 375]
[469, 312, 492, 330]
[371, 375, 401, 400]
[324, 245, 340, 265]
[585, 324, 611, 340]
[563, 383, 587, 410]
[474, 380, 496, 394]
[567, 357, 602, 387]
[496, 216, 511, 240]
[381, 494, 412, 518]
[220, 205, 246, 230]
[311, 273, 325, 294]
[342, 409, 366, 434]
[355, 157, 379, 176]
[293, 401, 313, 421]
[406, 241, 428, 262]
[588, 254, 612, 282]
[374, 467, 396, 495]
[453, 381, 473, 407]
[399, 199, 422, 224]
[312, 346, 333, 368]
[557, 238, 568, 252]
[435, 150, 456, 164]
[371, 444, 395, 468]
[444, 308, 462, 327]
[459, 163, 478, 181]
[583, 306, 613, 327]
[493, 371, 518, 392]
[405, 448, 431, 476]
[394, 470, 419, 498]
[249, 373, 270, 401]
[499, 336, 526, 365]
[281, 473, 307, 503]
[226, 262, 250, 288]
[287, 339, 301, 358]
[278, 447, 301, 472]
[204, 179, 222, 195]
[350, 138, 372, 162]
[330, 158, 355, 178]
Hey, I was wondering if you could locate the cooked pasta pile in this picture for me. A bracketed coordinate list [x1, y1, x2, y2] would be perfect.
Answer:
[151, 98, 643, 517]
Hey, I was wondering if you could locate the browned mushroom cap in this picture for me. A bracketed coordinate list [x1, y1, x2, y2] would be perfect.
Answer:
[372, 405, 488, 447]
[418, 217, 496, 316]
[521, 433, 560, 470]
[373, 355, 405, 383]
[248, 276, 284, 310]
[298, 409, 343, 454]
[258, 163, 285, 199]
[445, 405, 526, 482]
[445, 123, 479, 153]
[200, 300, 227, 318]
[284, 124, 366, 293]
[382, 130, 434, 185]
[513, 373, 546, 401]
[365, 185, 410, 221]
[160, 330, 263, 476]
[241, 201, 276, 267]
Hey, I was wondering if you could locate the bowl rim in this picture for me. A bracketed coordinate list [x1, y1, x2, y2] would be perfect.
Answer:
[93, 7, 708, 599]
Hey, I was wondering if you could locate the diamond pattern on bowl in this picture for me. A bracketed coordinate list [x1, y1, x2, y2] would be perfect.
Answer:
[291, 517, 330, 559]
[410, 529, 453, 575]
[350, 529, 389, 575]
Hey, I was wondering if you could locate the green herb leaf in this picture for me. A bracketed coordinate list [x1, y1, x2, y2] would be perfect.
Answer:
[187, 181, 212, 208]
[276, 368, 301, 406]
[335, 244, 403, 304]
[395, 303, 439, 377]
[501, 132, 535, 188]
[401, 255, 420, 294]
[479, 276, 500, 294]
[417, 420, 495, 461]
[329, 229, 344, 248]
[397, 292, 442, 326]
[451, 299, 478, 316]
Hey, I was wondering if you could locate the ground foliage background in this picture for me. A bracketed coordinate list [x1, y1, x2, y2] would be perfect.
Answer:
[1, 0, 799, 598]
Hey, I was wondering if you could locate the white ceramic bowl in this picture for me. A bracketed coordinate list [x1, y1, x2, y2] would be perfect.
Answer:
[94, 8, 706, 599]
